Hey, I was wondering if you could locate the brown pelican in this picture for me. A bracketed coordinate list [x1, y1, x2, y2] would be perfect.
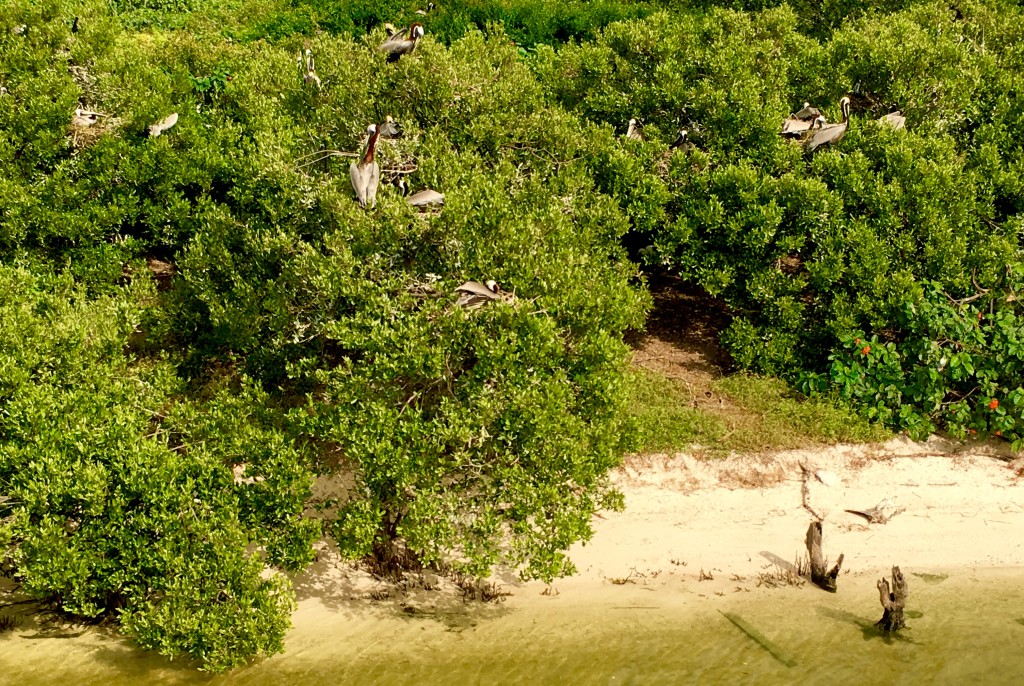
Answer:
[71, 108, 106, 128]
[297, 49, 321, 87]
[147, 112, 178, 137]
[806, 97, 850, 153]
[781, 101, 826, 138]
[670, 129, 694, 152]
[384, 23, 399, 37]
[379, 115, 401, 139]
[878, 110, 905, 130]
[454, 280, 502, 309]
[415, 3, 435, 15]
[407, 189, 444, 208]
[625, 118, 645, 141]
[379, 23, 425, 63]
[350, 124, 381, 209]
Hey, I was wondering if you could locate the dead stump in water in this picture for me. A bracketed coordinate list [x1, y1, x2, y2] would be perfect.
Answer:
[805, 521, 843, 592]
[876, 566, 908, 632]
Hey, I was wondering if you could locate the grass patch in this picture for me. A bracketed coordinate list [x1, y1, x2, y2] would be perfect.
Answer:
[625, 369, 891, 455]
[623, 368, 728, 453]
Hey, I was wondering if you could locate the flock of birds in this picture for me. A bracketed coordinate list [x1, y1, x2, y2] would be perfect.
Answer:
[626, 97, 905, 152]
[9, 15, 909, 220]
[345, 20, 445, 211]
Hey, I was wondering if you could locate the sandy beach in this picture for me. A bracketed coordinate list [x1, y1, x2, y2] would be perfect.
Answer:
[3, 436, 1023, 684]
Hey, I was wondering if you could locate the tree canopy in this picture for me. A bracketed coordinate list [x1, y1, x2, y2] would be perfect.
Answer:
[2, 0, 1023, 671]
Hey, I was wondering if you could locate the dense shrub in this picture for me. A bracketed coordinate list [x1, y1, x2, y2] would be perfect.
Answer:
[0, 267, 312, 670]
[3, 0, 1024, 671]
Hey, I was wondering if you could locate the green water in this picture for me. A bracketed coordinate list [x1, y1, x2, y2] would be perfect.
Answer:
[3, 571, 1023, 685]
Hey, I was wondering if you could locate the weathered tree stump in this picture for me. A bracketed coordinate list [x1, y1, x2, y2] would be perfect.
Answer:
[805, 521, 844, 592]
[876, 566, 908, 631]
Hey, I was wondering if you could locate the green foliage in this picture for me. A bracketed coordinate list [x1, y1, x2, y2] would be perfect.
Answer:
[625, 368, 889, 454]
[0, 267, 309, 671]
[801, 280, 1024, 449]
[3, 0, 1024, 671]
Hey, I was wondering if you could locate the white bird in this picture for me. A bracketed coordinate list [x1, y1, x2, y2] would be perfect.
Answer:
[415, 3, 435, 15]
[350, 124, 381, 209]
[379, 23, 425, 63]
[147, 112, 178, 137]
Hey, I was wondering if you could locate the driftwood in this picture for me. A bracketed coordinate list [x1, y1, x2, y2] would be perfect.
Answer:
[805, 521, 844, 592]
[845, 496, 904, 524]
[876, 566, 908, 631]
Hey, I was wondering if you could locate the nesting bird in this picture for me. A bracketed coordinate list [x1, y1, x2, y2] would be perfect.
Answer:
[670, 129, 694, 152]
[379, 115, 402, 139]
[406, 189, 444, 208]
[415, 3, 436, 15]
[71, 108, 106, 128]
[625, 118, 645, 141]
[878, 110, 906, 130]
[350, 124, 381, 209]
[147, 112, 178, 137]
[379, 23, 425, 63]
[454, 280, 509, 309]
[781, 102, 825, 138]
[805, 97, 850, 153]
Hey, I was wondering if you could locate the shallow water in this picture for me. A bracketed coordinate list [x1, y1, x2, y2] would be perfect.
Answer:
[3, 569, 1023, 685]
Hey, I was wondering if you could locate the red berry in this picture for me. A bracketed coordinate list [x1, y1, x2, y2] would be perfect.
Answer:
[995, 430, 1002, 437]
[989, 398, 999, 410]
[861, 346, 871, 355]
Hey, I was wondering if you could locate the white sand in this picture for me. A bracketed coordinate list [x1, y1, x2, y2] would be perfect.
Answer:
[552, 436, 1023, 595]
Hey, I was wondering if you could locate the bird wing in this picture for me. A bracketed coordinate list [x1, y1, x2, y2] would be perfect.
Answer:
[350, 162, 366, 207]
[792, 104, 822, 120]
[366, 162, 380, 209]
[806, 123, 846, 152]
[378, 32, 411, 54]
[781, 116, 816, 136]
[454, 281, 500, 299]
[407, 189, 444, 207]
[880, 111, 906, 130]
[148, 112, 178, 137]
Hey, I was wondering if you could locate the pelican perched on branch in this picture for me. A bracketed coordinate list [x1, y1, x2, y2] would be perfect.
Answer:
[455, 281, 506, 309]
[670, 129, 694, 152]
[379, 115, 401, 139]
[379, 23, 425, 62]
[618, 118, 643, 141]
[806, 97, 850, 153]
[407, 189, 444, 208]
[298, 49, 321, 88]
[350, 124, 381, 209]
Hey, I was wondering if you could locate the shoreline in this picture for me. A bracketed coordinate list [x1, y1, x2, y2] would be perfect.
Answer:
[3, 436, 1023, 683]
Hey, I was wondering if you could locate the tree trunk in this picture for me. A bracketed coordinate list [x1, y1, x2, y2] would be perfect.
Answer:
[805, 521, 843, 592]
[876, 566, 908, 631]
